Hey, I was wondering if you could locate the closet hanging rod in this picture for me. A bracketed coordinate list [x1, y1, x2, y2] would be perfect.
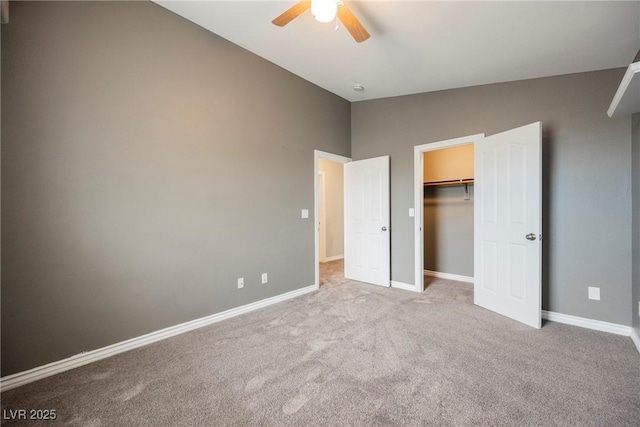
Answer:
[423, 178, 474, 187]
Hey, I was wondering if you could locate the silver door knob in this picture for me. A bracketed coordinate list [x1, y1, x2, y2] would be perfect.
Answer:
[525, 233, 537, 241]
[382, 226, 388, 232]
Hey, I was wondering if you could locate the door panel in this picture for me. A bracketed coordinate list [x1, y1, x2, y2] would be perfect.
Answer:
[481, 148, 498, 224]
[344, 156, 390, 287]
[481, 240, 498, 292]
[474, 122, 542, 328]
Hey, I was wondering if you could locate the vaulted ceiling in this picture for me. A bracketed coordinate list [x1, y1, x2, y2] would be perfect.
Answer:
[154, 1, 640, 101]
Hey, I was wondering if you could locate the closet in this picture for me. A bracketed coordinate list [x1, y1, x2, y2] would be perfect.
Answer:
[423, 145, 474, 279]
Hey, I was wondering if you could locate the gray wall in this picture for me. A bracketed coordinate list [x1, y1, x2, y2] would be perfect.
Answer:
[1, 1, 350, 376]
[352, 69, 632, 326]
[633, 112, 640, 336]
[423, 186, 474, 277]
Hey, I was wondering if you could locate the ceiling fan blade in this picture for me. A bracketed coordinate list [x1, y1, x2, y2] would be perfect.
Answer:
[337, 3, 370, 43]
[272, 1, 311, 27]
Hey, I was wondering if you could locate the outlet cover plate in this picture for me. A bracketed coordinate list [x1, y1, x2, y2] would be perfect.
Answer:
[237, 278, 244, 289]
[588, 286, 600, 301]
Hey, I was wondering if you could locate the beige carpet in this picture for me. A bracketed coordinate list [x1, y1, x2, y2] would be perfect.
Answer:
[2, 260, 639, 426]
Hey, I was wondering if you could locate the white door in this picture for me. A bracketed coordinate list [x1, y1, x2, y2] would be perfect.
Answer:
[344, 156, 390, 287]
[474, 122, 542, 328]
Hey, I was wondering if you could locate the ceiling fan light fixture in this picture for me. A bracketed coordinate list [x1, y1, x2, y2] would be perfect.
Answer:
[311, 0, 338, 23]
[272, 0, 369, 43]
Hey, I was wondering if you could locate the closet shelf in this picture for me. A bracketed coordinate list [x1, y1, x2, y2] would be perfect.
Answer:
[423, 178, 474, 187]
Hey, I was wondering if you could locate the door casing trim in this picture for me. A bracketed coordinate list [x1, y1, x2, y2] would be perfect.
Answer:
[314, 150, 351, 289]
[413, 134, 485, 292]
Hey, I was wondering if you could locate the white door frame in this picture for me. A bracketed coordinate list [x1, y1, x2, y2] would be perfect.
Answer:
[413, 134, 485, 292]
[314, 150, 351, 289]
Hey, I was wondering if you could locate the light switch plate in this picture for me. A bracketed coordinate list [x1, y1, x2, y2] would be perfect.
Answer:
[301, 209, 309, 219]
[588, 286, 600, 301]
[409, 208, 415, 217]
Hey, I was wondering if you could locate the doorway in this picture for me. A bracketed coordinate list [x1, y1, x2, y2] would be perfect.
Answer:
[422, 144, 475, 286]
[414, 134, 484, 292]
[314, 150, 351, 289]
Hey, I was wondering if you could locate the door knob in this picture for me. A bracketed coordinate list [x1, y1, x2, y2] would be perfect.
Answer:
[525, 233, 537, 241]
[382, 226, 388, 232]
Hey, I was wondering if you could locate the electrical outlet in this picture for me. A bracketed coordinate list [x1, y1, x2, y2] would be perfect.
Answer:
[237, 278, 244, 289]
[301, 209, 309, 219]
[588, 286, 600, 301]
[261, 273, 268, 284]
[409, 208, 415, 217]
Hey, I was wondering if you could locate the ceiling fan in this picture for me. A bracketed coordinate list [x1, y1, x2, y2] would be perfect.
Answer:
[272, 0, 370, 43]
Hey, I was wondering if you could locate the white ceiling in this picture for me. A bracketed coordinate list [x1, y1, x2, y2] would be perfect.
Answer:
[154, 1, 640, 102]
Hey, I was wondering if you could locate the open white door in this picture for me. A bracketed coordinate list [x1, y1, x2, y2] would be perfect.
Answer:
[474, 122, 542, 328]
[344, 156, 390, 287]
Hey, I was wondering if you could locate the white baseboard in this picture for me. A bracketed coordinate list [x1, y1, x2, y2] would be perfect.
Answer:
[391, 281, 419, 292]
[424, 270, 474, 283]
[631, 327, 640, 353]
[322, 254, 344, 262]
[543, 311, 639, 354]
[542, 310, 632, 336]
[0, 285, 316, 392]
